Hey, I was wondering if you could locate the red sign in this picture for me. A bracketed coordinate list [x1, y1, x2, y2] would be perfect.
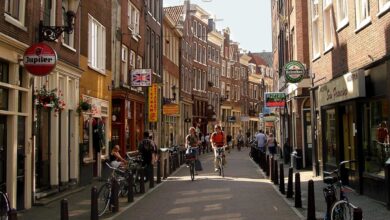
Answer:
[23, 43, 57, 76]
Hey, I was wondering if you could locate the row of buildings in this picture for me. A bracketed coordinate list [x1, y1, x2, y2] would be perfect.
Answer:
[273, 0, 390, 204]
[0, 0, 273, 211]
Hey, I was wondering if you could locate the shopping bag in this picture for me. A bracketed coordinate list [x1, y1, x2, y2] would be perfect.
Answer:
[195, 159, 203, 171]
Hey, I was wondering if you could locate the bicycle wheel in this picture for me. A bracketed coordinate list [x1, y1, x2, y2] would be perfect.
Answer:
[119, 178, 128, 197]
[330, 200, 352, 220]
[219, 158, 224, 177]
[190, 161, 195, 181]
[0, 192, 10, 220]
[97, 183, 111, 217]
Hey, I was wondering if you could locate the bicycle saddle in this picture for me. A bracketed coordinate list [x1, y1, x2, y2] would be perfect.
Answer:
[323, 176, 338, 185]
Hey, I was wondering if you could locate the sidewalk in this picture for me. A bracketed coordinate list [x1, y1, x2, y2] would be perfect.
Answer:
[263, 156, 390, 220]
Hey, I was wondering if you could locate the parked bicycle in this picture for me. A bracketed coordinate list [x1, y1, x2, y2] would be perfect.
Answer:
[323, 160, 358, 220]
[0, 183, 10, 220]
[97, 155, 143, 216]
[216, 146, 226, 177]
[185, 147, 197, 181]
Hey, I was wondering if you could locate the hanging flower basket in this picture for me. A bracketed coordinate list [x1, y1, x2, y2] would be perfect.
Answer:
[34, 85, 65, 113]
[77, 100, 92, 114]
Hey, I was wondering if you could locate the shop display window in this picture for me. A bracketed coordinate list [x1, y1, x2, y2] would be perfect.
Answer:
[325, 108, 337, 166]
[362, 99, 390, 177]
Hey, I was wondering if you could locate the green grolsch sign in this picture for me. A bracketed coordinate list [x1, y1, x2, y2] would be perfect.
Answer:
[284, 60, 306, 83]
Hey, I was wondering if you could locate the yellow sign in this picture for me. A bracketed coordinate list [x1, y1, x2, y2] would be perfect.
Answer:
[163, 104, 179, 115]
[148, 83, 158, 122]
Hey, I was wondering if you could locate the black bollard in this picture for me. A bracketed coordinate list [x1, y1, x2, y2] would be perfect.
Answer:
[385, 162, 390, 210]
[266, 155, 270, 177]
[270, 156, 274, 181]
[91, 186, 98, 220]
[111, 178, 119, 212]
[294, 172, 302, 208]
[140, 167, 145, 194]
[61, 199, 69, 220]
[274, 159, 279, 185]
[169, 156, 173, 173]
[149, 164, 155, 189]
[353, 207, 363, 220]
[286, 167, 293, 198]
[128, 171, 134, 203]
[307, 180, 316, 220]
[157, 159, 161, 184]
[163, 158, 167, 179]
[279, 163, 285, 194]
[8, 208, 17, 220]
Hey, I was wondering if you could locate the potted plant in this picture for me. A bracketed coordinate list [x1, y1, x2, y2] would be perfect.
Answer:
[77, 100, 92, 114]
[34, 85, 65, 113]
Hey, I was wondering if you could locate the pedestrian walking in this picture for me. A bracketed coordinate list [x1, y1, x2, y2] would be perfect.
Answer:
[138, 131, 157, 182]
[266, 133, 276, 156]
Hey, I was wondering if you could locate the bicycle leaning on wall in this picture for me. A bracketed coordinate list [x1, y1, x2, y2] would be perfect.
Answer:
[323, 160, 360, 220]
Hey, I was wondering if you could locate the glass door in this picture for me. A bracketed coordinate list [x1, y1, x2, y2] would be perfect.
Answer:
[341, 104, 358, 188]
[0, 116, 6, 191]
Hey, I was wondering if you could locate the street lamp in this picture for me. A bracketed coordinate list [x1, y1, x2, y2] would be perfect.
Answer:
[39, 0, 81, 42]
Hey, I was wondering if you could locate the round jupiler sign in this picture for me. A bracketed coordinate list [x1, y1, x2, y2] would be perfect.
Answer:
[23, 43, 57, 76]
[284, 60, 305, 83]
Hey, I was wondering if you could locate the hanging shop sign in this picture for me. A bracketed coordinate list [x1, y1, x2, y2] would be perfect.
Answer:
[148, 83, 158, 122]
[163, 103, 179, 115]
[265, 92, 286, 108]
[318, 71, 366, 106]
[227, 116, 236, 123]
[131, 69, 152, 86]
[284, 60, 305, 83]
[23, 43, 57, 76]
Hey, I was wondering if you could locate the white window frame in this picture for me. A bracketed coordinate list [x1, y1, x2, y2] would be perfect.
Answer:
[323, 0, 334, 52]
[222, 60, 226, 76]
[4, 0, 26, 29]
[355, 0, 371, 32]
[88, 14, 106, 73]
[130, 50, 136, 68]
[336, 0, 348, 30]
[128, 1, 140, 36]
[311, 0, 321, 60]
[62, 0, 75, 49]
[121, 45, 128, 84]
[378, 0, 390, 16]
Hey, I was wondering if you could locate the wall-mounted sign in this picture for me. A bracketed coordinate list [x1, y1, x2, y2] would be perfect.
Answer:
[318, 71, 366, 106]
[284, 60, 305, 83]
[265, 92, 286, 108]
[240, 116, 249, 122]
[23, 43, 57, 76]
[227, 116, 236, 123]
[148, 83, 158, 122]
[163, 104, 179, 115]
[131, 69, 152, 86]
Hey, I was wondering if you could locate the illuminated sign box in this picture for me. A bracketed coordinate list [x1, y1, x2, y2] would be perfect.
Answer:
[265, 92, 286, 108]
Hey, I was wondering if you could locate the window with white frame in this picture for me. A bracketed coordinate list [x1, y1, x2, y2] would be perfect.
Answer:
[5, 0, 26, 25]
[336, 0, 348, 29]
[227, 63, 231, 78]
[130, 50, 136, 68]
[198, 44, 201, 62]
[43, 0, 55, 26]
[311, 0, 320, 58]
[88, 15, 106, 72]
[379, 0, 390, 12]
[121, 45, 128, 84]
[222, 60, 226, 76]
[62, 0, 74, 47]
[355, 0, 370, 29]
[323, 0, 334, 51]
[136, 55, 142, 68]
[203, 46, 206, 64]
[128, 1, 140, 35]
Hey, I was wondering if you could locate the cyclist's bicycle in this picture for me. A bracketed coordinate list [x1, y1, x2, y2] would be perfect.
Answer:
[215, 146, 226, 177]
[323, 160, 358, 220]
[0, 183, 10, 220]
[185, 147, 197, 181]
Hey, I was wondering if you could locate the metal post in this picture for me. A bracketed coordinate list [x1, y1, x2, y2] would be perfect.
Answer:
[60, 199, 69, 220]
[286, 167, 293, 198]
[111, 178, 119, 213]
[139, 167, 145, 194]
[90, 186, 98, 220]
[149, 164, 155, 189]
[128, 171, 134, 203]
[274, 159, 279, 185]
[157, 158, 161, 184]
[294, 172, 302, 208]
[279, 163, 285, 194]
[307, 180, 316, 220]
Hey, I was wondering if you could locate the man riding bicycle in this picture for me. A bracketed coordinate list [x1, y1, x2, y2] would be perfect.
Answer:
[185, 127, 201, 174]
[210, 125, 226, 172]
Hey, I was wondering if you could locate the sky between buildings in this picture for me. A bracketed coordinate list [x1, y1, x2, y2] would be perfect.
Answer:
[163, 0, 272, 53]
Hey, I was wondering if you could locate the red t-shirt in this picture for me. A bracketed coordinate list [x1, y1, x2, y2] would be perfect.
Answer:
[211, 131, 224, 147]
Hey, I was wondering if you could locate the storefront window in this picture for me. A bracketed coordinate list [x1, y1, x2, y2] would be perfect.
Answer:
[362, 99, 389, 177]
[325, 109, 337, 166]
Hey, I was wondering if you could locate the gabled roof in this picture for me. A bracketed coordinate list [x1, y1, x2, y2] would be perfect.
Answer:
[248, 53, 268, 66]
[164, 5, 184, 26]
[253, 52, 273, 67]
